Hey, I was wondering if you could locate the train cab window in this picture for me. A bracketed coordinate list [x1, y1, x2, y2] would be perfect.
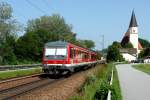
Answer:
[45, 48, 67, 59]
[56, 48, 67, 56]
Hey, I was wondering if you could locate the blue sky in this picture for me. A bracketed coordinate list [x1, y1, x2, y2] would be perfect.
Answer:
[3, 0, 150, 50]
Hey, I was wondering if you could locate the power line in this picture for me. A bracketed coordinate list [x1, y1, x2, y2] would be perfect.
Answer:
[4, 0, 27, 20]
[12, 9, 27, 20]
[25, 0, 47, 14]
[41, 0, 55, 11]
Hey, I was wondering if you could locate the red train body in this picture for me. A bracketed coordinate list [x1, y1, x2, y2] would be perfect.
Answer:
[42, 41, 98, 75]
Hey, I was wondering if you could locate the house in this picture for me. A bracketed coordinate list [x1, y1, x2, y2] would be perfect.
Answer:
[119, 48, 137, 62]
[144, 56, 150, 63]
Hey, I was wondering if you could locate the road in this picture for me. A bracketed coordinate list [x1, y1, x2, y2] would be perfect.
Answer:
[116, 64, 150, 100]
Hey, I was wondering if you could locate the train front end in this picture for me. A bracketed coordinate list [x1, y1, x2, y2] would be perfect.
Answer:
[42, 41, 70, 75]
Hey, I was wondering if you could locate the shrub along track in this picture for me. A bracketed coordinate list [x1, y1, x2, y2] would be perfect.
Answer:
[14, 64, 104, 100]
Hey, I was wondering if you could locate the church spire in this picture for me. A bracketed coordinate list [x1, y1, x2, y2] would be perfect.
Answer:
[129, 10, 138, 28]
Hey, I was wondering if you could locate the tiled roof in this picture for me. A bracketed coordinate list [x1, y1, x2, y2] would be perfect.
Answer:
[138, 42, 143, 49]
[129, 10, 138, 27]
[119, 48, 137, 54]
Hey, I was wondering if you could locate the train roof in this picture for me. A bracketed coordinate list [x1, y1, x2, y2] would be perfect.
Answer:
[45, 41, 96, 54]
[45, 41, 68, 47]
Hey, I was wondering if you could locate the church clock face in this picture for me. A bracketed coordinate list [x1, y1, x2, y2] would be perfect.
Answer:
[132, 28, 137, 34]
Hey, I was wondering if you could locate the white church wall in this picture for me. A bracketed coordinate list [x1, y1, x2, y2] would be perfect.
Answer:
[129, 27, 139, 50]
[121, 53, 136, 62]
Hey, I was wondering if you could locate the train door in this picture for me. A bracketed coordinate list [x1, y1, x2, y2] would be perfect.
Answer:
[70, 47, 74, 64]
[73, 48, 76, 63]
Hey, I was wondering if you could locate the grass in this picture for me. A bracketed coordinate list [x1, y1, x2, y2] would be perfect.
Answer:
[132, 64, 150, 74]
[70, 64, 115, 100]
[71, 63, 122, 100]
[0, 67, 42, 80]
[70, 64, 106, 100]
[111, 64, 122, 100]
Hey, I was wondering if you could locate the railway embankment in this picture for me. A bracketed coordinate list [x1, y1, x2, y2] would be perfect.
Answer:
[0, 63, 122, 100]
[13, 64, 104, 100]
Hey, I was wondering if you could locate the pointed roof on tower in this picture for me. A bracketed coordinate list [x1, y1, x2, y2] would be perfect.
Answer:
[129, 10, 138, 27]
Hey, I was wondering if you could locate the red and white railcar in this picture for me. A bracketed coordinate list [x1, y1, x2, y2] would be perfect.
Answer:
[42, 41, 97, 75]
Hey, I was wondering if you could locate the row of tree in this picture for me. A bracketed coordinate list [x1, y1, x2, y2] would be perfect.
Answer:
[138, 38, 150, 58]
[0, 2, 95, 65]
[139, 48, 150, 58]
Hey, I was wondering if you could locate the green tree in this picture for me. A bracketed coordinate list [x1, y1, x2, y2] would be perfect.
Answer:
[1, 35, 17, 64]
[112, 41, 121, 48]
[138, 48, 150, 58]
[122, 42, 133, 48]
[15, 32, 41, 62]
[26, 14, 74, 41]
[107, 45, 124, 62]
[138, 50, 144, 58]
[15, 14, 96, 62]
[83, 40, 95, 49]
[77, 40, 95, 49]
[139, 38, 150, 48]
[95, 50, 102, 60]
[0, 2, 19, 65]
[15, 14, 75, 62]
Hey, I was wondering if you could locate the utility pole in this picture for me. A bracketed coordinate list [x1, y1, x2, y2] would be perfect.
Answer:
[102, 34, 104, 51]
[100, 34, 104, 54]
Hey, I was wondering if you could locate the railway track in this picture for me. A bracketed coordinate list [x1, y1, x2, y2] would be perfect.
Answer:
[0, 73, 42, 84]
[0, 73, 59, 100]
[0, 78, 56, 100]
[0, 63, 105, 100]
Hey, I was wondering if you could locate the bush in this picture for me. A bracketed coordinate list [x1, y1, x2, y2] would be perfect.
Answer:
[107, 45, 124, 63]
[85, 75, 97, 85]
[111, 86, 118, 100]
[71, 64, 121, 100]
[77, 75, 97, 93]
[94, 80, 110, 100]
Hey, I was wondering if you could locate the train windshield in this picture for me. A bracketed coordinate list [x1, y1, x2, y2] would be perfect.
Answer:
[45, 48, 67, 59]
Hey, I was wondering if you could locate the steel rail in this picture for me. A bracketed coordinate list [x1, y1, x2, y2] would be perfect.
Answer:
[0, 73, 43, 84]
[0, 78, 58, 100]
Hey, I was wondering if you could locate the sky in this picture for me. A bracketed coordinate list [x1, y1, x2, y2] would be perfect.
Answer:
[2, 0, 150, 50]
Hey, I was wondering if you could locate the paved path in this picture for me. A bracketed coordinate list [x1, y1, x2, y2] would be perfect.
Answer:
[116, 64, 150, 100]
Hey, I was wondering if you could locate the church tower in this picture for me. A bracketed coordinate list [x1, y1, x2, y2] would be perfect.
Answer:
[120, 10, 143, 61]
[128, 10, 139, 50]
